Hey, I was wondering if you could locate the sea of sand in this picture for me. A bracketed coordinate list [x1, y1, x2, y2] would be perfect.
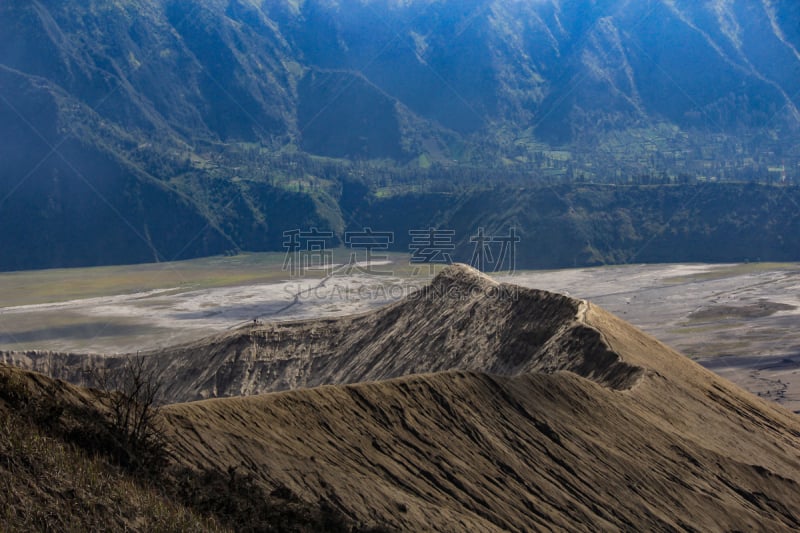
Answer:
[1, 259, 798, 412]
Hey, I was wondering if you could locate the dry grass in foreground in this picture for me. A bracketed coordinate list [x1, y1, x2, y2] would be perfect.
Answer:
[0, 365, 389, 532]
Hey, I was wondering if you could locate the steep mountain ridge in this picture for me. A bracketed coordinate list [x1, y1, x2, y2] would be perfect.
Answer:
[5, 264, 644, 402]
[3, 0, 800, 270]
[4, 264, 800, 530]
[162, 369, 800, 531]
[154, 267, 800, 530]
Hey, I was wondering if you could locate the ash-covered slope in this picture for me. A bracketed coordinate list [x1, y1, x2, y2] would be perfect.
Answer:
[159, 268, 800, 531]
[151, 264, 649, 401]
[163, 370, 800, 532]
[5, 264, 800, 530]
[7, 264, 644, 403]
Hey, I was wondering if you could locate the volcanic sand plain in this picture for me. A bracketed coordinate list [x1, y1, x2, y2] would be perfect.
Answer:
[1, 255, 798, 412]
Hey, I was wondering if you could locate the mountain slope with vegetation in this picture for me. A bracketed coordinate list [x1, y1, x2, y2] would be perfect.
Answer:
[2, 0, 800, 270]
[0, 366, 219, 531]
[355, 183, 800, 269]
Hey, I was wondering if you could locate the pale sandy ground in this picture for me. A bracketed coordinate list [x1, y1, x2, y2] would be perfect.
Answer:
[1, 261, 798, 412]
[0, 260, 421, 352]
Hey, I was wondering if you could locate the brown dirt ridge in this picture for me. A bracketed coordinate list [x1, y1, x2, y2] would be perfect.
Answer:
[3, 264, 645, 401]
[3, 264, 800, 531]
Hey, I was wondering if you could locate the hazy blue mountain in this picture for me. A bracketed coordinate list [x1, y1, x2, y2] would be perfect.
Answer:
[1, 0, 799, 270]
[4, 1, 799, 157]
